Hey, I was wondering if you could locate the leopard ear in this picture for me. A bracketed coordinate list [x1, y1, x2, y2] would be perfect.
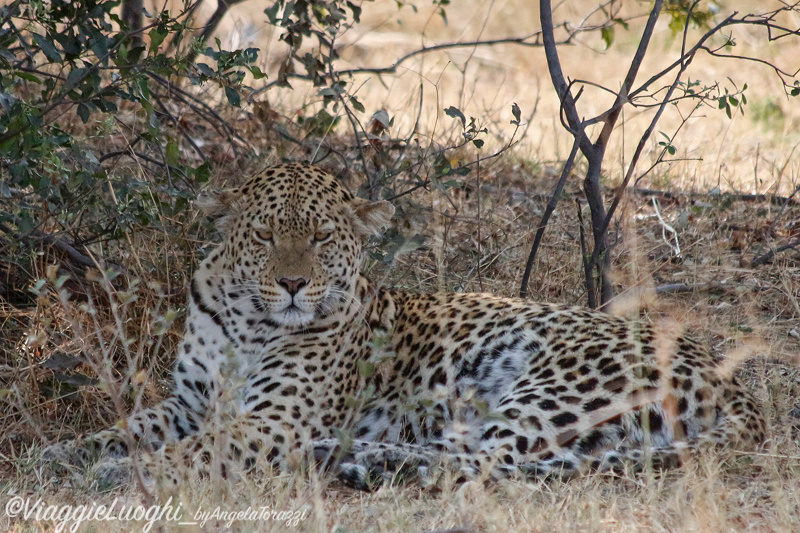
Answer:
[351, 197, 395, 236]
[196, 188, 244, 233]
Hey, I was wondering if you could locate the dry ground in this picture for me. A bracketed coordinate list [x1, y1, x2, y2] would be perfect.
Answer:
[2, 0, 800, 531]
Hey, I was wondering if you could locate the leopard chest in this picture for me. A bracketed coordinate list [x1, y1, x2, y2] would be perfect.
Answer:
[237, 321, 375, 429]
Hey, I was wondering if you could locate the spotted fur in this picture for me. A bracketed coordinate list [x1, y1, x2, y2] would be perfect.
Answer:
[44, 163, 766, 489]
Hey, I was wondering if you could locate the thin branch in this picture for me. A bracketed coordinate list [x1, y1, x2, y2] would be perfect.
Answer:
[751, 240, 800, 267]
[593, 0, 664, 153]
[539, 1, 594, 156]
[589, 0, 698, 275]
[629, 6, 800, 103]
[249, 14, 629, 97]
[520, 137, 580, 298]
[386, 83, 426, 181]
[151, 92, 208, 163]
[98, 149, 188, 178]
[698, 44, 800, 83]
[339, 33, 545, 77]
[0, 222, 123, 275]
[325, 33, 374, 197]
[576, 198, 596, 309]
[13, 65, 66, 81]
[655, 282, 725, 295]
[146, 71, 251, 154]
[633, 188, 800, 206]
[0, 9, 189, 146]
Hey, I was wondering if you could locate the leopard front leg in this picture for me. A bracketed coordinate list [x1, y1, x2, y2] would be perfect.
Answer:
[42, 394, 203, 473]
[41, 297, 224, 483]
[41, 349, 212, 488]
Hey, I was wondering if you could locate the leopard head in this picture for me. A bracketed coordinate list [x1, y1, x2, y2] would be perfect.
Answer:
[198, 164, 394, 327]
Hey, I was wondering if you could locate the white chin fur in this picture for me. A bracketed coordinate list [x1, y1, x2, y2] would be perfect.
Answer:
[271, 307, 315, 327]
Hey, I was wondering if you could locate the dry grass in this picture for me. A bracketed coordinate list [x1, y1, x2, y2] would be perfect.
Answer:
[2, 0, 800, 531]
[216, 0, 800, 194]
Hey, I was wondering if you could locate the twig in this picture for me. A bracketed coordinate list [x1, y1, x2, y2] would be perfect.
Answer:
[249, 10, 629, 97]
[629, 5, 800, 103]
[0, 222, 123, 276]
[651, 197, 681, 259]
[633, 188, 800, 206]
[0, 6, 196, 146]
[146, 71, 250, 150]
[576, 198, 596, 309]
[385, 83, 425, 181]
[98, 149, 190, 181]
[519, 138, 580, 298]
[655, 282, 724, 295]
[151, 92, 208, 163]
[325, 35, 374, 197]
[751, 239, 800, 267]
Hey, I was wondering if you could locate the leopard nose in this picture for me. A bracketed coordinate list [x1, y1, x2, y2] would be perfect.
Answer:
[277, 277, 308, 296]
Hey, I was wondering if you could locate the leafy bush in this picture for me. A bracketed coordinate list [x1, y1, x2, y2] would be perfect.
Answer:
[0, 0, 265, 289]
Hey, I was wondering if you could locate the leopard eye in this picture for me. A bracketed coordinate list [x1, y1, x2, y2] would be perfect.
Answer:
[253, 229, 274, 243]
[313, 230, 332, 243]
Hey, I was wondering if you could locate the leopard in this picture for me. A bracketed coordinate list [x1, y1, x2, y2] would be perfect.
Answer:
[43, 162, 766, 490]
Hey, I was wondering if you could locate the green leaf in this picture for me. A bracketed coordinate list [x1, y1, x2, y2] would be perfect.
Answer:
[15, 71, 42, 84]
[65, 68, 86, 93]
[118, 42, 128, 63]
[331, 428, 354, 451]
[33, 33, 61, 62]
[194, 163, 211, 184]
[248, 65, 267, 80]
[165, 137, 180, 166]
[347, 1, 362, 23]
[148, 27, 167, 54]
[350, 96, 365, 113]
[129, 45, 146, 64]
[444, 105, 466, 127]
[472, 138, 484, 149]
[601, 26, 615, 48]
[264, 3, 281, 24]
[76, 103, 90, 123]
[196, 63, 215, 78]
[371, 109, 391, 128]
[668, 13, 686, 36]
[224, 86, 241, 107]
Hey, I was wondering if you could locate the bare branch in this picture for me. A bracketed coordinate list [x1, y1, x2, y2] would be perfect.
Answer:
[630, 6, 800, 102]
[0, 222, 124, 276]
[539, 1, 594, 156]
[633, 189, 800, 207]
[751, 239, 800, 267]
[594, 0, 664, 153]
[519, 138, 580, 298]
[576, 199, 596, 309]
